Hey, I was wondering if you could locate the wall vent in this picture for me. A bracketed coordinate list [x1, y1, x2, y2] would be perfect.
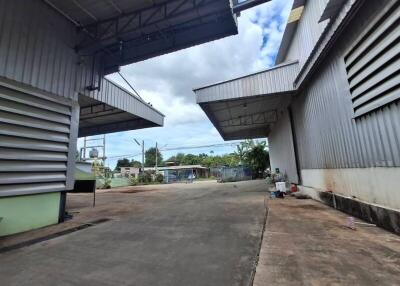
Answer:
[0, 82, 78, 197]
[344, 1, 400, 117]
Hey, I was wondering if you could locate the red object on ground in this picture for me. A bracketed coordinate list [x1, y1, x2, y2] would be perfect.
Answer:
[290, 184, 298, 193]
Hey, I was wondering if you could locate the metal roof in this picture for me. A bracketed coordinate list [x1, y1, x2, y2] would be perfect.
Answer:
[195, 61, 299, 101]
[145, 165, 208, 171]
[294, 0, 363, 88]
[78, 78, 164, 137]
[195, 61, 299, 140]
[44, 0, 238, 74]
[275, 0, 305, 65]
[161, 165, 208, 170]
[319, 0, 347, 22]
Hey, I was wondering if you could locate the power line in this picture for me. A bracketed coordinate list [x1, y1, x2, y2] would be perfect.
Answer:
[107, 152, 142, 160]
[106, 142, 243, 160]
[105, 140, 268, 160]
[117, 71, 143, 100]
[161, 142, 241, 151]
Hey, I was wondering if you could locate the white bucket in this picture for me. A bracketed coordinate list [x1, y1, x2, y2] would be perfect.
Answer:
[275, 182, 286, 193]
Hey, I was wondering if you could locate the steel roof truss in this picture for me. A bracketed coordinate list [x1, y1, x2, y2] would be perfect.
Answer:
[76, 0, 210, 53]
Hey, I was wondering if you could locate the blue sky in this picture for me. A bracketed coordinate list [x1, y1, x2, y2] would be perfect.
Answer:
[78, 0, 293, 169]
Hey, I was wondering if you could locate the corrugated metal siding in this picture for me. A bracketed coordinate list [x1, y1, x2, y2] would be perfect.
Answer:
[0, 0, 81, 100]
[0, 82, 79, 197]
[91, 78, 164, 126]
[285, 0, 330, 68]
[291, 0, 400, 169]
[269, 110, 299, 183]
[195, 61, 299, 103]
[0, 0, 164, 126]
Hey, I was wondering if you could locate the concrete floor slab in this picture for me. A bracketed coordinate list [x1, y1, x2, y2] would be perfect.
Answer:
[253, 197, 400, 286]
[0, 180, 268, 286]
[2, 181, 399, 286]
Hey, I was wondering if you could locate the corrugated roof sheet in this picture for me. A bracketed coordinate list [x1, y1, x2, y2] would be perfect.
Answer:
[195, 61, 299, 103]
[319, 0, 347, 22]
[78, 78, 164, 137]
[195, 61, 299, 140]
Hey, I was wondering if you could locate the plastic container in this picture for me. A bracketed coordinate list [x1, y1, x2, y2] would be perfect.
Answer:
[275, 182, 286, 193]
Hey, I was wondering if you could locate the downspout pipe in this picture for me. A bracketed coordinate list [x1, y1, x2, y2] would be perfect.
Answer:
[232, 0, 271, 14]
[288, 105, 302, 185]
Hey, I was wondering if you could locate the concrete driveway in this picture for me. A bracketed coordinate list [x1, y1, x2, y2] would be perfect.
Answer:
[0, 180, 268, 286]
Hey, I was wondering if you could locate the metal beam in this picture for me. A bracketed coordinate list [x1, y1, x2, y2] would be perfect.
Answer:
[232, 0, 271, 14]
[219, 110, 277, 128]
[107, 0, 122, 14]
[79, 118, 157, 137]
[103, 10, 235, 72]
[72, 0, 98, 21]
[223, 126, 271, 140]
[76, 0, 212, 52]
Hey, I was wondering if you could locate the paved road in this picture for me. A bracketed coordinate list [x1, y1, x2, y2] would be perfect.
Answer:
[0, 180, 267, 286]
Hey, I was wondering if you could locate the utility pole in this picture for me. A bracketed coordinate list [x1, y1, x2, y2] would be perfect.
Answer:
[82, 137, 87, 161]
[103, 135, 106, 168]
[142, 140, 145, 173]
[155, 142, 158, 172]
[134, 139, 145, 174]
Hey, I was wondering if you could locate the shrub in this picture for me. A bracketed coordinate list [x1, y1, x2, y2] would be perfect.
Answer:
[102, 178, 112, 189]
[138, 172, 152, 184]
[129, 176, 138, 186]
[155, 173, 164, 183]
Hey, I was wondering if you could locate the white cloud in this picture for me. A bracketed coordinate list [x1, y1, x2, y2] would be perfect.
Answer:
[139, 90, 207, 127]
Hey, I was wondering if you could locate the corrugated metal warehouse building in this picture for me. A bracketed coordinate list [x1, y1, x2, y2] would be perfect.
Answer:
[196, 0, 400, 233]
[0, 0, 268, 236]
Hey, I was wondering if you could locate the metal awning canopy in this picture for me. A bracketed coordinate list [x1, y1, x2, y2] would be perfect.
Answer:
[78, 78, 164, 137]
[194, 61, 299, 140]
[44, 0, 239, 74]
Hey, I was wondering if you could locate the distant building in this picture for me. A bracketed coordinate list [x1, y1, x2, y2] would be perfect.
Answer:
[163, 165, 210, 183]
[120, 167, 141, 178]
[145, 165, 210, 183]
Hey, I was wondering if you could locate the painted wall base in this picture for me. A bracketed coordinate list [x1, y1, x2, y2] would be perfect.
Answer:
[0, 192, 61, 237]
[301, 168, 400, 211]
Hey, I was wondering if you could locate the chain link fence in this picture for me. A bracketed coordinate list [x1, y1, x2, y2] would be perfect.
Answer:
[211, 166, 252, 182]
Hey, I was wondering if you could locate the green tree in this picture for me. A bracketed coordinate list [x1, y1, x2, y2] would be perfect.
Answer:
[164, 152, 241, 168]
[236, 139, 255, 164]
[166, 153, 185, 165]
[145, 147, 163, 167]
[245, 141, 269, 178]
[130, 160, 142, 168]
[181, 154, 201, 165]
[115, 158, 131, 171]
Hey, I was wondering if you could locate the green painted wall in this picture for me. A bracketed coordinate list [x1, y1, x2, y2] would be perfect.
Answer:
[0, 192, 60, 237]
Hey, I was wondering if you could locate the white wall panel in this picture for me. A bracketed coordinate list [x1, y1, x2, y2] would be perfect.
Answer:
[269, 109, 299, 183]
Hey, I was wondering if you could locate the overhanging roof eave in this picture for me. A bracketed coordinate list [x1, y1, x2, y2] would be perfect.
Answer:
[198, 92, 293, 141]
[194, 60, 299, 93]
[194, 61, 299, 105]
[78, 77, 164, 136]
